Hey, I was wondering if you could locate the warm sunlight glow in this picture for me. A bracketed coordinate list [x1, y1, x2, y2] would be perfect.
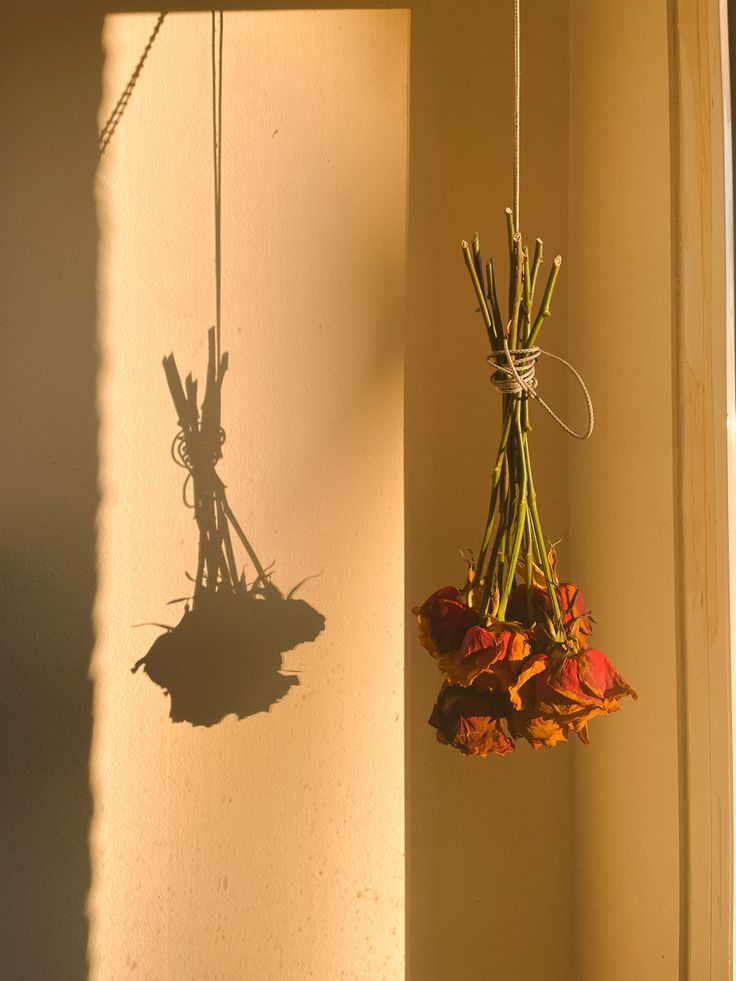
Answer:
[90, 12, 408, 978]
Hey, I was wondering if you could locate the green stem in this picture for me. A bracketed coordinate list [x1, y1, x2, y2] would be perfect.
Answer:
[475, 402, 513, 578]
[521, 245, 531, 344]
[498, 404, 527, 618]
[509, 233, 524, 349]
[523, 437, 562, 626]
[524, 523, 534, 622]
[528, 255, 561, 347]
[462, 240, 495, 345]
[481, 451, 511, 615]
[505, 207, 516, 255]
[486, 258, 503, 335]
[505, 209, 516, 323]
[530, 238, 543, 308]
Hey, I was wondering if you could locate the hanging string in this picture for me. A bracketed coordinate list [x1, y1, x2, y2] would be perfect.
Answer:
[491, 0, 594, 441]
[97, 12, 167, 160]
[513, 0, 520, 231]
[211, 10, 224, 370]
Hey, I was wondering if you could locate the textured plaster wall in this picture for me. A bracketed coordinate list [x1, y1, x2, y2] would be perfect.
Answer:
[1, 2, 681, 980]
[568, 1, 679, 978]
[91, 11, 408, 980]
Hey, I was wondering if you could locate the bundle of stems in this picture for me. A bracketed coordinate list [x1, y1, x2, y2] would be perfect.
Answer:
[461, 208, 564, 637]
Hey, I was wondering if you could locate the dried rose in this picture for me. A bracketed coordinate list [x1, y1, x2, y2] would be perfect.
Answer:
[507, 581, 593, 647]
[438, 623, 530, 695]
[428, 682, 515, 757]
[412, 586, 479, 659]
[508, 708, 569, 749]
[515, 647, 637, 746]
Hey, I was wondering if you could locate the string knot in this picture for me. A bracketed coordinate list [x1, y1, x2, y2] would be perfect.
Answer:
[487, 337, 595, 441]
[488, 345, 540, 396]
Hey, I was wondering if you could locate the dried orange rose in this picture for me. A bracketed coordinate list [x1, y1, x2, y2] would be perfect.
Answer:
[428, 683, 515, 757]
[507, 582, 593, 647]
[437, 623, 529, 690]
[508, 708, 569, 749]
[412, 586, 479, 659]
[512, 647, 637, 747]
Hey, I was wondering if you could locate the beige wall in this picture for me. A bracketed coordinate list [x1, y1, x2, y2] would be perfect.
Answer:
[1, 1, 686, 979]
[568, 1, 679, 978]
[92, 11, 407, 980]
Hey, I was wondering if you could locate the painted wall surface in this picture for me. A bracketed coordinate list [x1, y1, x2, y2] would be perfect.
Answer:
[568, 2, 679, 978]
[404, 2, 574, 979]
[1, 6, 99, 979]
[91, 11, 408, 980]
[1, 2, 684, 980]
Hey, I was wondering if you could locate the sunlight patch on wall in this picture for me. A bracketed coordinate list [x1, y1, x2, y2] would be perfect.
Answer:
[90, 12, 408, 978]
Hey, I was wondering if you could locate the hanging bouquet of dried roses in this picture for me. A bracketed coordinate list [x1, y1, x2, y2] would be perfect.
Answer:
[414, 210, 636, 757]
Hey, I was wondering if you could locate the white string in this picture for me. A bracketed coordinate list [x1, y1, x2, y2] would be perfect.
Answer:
[513, 0, 520, 231]
[488, 346, 539, 395]
[488, 340, 595, 440]
[492, 2, 592, 440]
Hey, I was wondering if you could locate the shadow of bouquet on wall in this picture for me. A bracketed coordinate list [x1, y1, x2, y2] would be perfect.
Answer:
[132, 326, 325, 726]
[132, 582, 325, 726]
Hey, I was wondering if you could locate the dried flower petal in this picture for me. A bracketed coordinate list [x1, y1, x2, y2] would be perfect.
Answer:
[507, 582, 593, 646]
[438, 623, 529, 689]
[428, 683, 515, 757]
[412, 587, 479, 659]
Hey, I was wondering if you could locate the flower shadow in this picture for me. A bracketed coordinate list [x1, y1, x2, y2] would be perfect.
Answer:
[132, 581, 325, 726]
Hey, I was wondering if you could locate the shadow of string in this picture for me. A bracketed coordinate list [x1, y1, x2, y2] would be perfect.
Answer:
[101, 12, 325, 725]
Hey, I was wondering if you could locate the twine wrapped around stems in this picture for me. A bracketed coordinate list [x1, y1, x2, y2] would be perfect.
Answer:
[487, 338, 594, 441]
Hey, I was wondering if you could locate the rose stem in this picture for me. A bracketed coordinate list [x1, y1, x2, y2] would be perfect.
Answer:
[530, 238, 543, 307]
[494, 451, 512, 591]
[521, 246, 531, 343]
[481, 461, 508, 605]
[462, 241, 496, 345]
[475, 404, 513, 580]
[509, 233, 524, 350]
[486, 259, 503, 339]
[472, 233, 485, 301]
[527, 255, 562, 347]
[481, 492, 509, 614]
[497, 403, 528, 619]
[523, 436, 562, 626]
[524, 523, 535, 621]
[498, 442, 515, 581]
[505, 208, 516, 322]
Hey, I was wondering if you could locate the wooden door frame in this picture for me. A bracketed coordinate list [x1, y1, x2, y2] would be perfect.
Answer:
[668, 0, 735, 976]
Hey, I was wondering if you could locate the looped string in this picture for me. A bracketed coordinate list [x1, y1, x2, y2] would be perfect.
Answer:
[488, 345, 539, 395]
[488, 337, 595, 440]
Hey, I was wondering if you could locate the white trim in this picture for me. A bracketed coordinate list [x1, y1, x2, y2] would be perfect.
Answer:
[669, 0, 735, 976]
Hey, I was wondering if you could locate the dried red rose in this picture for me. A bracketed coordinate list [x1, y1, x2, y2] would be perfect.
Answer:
[508, 708, 569, 749]
[511, 647, 637, 747]
[429, 683, 515, 757]
[507, 582, 593, 646]
[412, 586, 479, 659]
[437, 623, 527, 686]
